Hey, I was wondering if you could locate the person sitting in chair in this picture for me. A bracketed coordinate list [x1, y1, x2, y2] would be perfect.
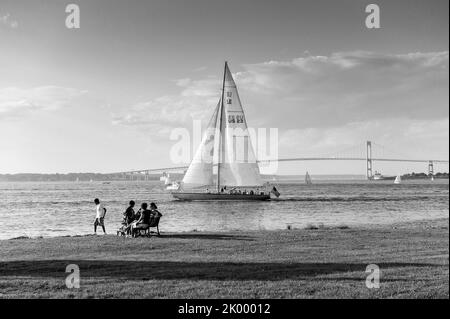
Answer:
[149, 202, 162, 218]
[120, 200, 136, 236]
[130, 203, 151, 237]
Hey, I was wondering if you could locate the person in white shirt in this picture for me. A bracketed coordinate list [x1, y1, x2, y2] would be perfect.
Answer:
[93, 198, 107, 234]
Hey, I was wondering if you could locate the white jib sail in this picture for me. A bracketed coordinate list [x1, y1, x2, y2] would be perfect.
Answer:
[218, 63, 263, 187]
[182, 102, 220, 188]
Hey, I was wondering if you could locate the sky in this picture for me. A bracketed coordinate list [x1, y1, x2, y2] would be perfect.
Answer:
[0, 0, 448, 175]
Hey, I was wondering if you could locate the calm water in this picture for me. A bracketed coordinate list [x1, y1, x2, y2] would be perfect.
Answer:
[0, 180, 448, 240]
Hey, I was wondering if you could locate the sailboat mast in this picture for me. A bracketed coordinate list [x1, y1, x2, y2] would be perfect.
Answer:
[217, 61, 227, 193]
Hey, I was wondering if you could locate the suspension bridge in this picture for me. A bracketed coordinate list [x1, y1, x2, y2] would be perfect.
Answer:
[117, 141, 449, 180]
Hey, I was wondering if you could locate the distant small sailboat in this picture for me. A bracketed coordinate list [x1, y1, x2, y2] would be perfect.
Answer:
[394, 174, 402, 184]
[305, 171, 312, 185]
[431, 175, 435, 181]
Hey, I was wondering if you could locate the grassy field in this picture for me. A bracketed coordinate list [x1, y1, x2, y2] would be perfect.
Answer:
[0, 219, 448, 299]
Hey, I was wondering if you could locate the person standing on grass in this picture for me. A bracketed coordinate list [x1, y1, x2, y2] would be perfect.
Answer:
[93, 198, 107, 235]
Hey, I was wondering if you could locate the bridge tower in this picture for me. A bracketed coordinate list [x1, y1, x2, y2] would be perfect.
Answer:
[366, 141, 373, 180]
[428, 161, 434, 176]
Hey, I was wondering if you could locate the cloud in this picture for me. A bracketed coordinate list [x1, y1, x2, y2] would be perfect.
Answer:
[236, 51, 448, 129]
[0, 13, 18, 29]
[113, 51, 449, 149]
[112, 77, 221, 136]
[0, 86, 87, 119]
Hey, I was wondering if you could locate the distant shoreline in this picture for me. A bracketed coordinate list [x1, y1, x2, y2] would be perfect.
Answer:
[0, 173, 448, 182]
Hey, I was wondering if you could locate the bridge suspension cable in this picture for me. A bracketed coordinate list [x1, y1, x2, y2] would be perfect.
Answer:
[116, 141, 449, 179]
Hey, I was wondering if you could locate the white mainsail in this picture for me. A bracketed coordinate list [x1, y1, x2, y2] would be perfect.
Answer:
[394, 174, 402, 184]
[218, 63, 263, 187]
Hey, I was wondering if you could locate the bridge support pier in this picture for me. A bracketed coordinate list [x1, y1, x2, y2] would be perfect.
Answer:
[366, 141, 373, 180]
[428, 161, 434, 176]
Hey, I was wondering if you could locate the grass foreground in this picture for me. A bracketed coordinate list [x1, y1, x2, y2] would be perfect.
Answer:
[0, 219, 448, 299]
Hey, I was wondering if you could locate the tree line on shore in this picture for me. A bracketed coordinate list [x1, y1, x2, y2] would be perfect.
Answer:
[402, 172, 449, 179]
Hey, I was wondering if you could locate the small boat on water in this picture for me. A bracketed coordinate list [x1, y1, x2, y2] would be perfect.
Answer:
[166, 182, 181, 191]
[164, 174, 181, 190]
[372, 171, 395, 181]
[394, 174, 402, 184]
[171, 62, 273, 201]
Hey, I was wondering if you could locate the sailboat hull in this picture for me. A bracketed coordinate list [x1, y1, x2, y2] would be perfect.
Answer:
[172, 192, 271, 201]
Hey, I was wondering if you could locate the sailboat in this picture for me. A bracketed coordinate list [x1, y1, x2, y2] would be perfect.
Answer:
[394, 174, 402, 184]
[305, 171, 312, 185]
[164, 173, 181, 190]
[172, 62, 271, 201]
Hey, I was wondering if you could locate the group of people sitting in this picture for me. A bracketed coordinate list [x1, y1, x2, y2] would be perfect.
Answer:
[120, 200, 162, 237]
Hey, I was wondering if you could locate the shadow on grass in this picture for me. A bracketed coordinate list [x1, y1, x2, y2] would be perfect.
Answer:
[0, 261, 442, 281]
[158, 234, 254, 240]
